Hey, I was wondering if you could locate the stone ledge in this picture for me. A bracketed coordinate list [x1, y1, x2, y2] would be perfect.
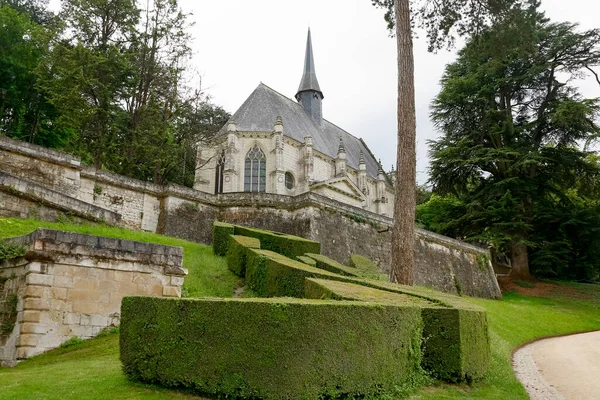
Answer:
[7, 229, 186, 275]
[0, 135, 81, 168]
[0, 171, 121, 225]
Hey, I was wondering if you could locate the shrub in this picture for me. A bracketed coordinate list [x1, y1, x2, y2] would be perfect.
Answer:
[245, 249, 342, 298]
[120, 296, 425, 400]
[234, 225, 320, 259]
[212, 221, 235, 256]
[226, 235, 261, 277]
[0, 240, 26, 261]
[304, 253, 361, 277]
[304, 278, 490, 382]
[296, 255, 316, 267]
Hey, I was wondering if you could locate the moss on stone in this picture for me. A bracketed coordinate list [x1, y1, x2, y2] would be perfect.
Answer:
[120, 296, 425, 400]
[226, 235, 261, 277]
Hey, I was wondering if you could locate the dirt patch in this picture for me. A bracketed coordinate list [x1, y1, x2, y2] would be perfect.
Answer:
[500, 280, 599, 302]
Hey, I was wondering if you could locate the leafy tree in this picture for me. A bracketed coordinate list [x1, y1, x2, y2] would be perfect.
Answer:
[0, 0, 55, 25]
[428, 9, 600, 280]
[0, 5, 69, 147]
[371, 0, 536, 284]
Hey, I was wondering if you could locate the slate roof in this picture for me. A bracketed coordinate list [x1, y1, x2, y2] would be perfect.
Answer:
[220, 83, 381, 179]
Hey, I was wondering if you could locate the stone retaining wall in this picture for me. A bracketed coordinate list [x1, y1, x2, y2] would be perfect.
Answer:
[0, 136, 501, 299]
[0, 229, 185, 366]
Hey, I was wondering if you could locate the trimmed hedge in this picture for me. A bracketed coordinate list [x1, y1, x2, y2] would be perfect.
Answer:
[212, 221, 235, 256]
[226, 235, 261, 277]
[120, 296, 424, 400]
[304, 253, 361, 277]
[304, 278, 436, 307]
[349, 254, 386, 280]
[296, 255, 317, 267]
[234, 225, 320, 259]
[303, 278, 490, 382]
[245, 249, 342, 298]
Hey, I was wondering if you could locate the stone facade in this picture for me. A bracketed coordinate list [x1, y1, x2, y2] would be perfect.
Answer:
[0, 229, 185, 366]
[0, 135, 501, 299]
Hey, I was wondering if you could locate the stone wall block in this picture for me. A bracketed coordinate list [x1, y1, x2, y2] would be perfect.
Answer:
[23, 298, 49, 311]
[53, 276, 73, 288]
[21, 311, 41, 323]
[72, 301, 98, 314]
[170, 276, 184, 287]
[25, 273, 52, 287]
[24, 285, 45, 298]
[17, 334, 39, 347]
[162, 286, 180, 298]
[63, 312, 80, 325]
[20, 323, 47, 335]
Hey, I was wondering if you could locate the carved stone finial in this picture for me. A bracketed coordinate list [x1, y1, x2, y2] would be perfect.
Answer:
[337, 137, 346, 154]
[359, 150, 365, 165]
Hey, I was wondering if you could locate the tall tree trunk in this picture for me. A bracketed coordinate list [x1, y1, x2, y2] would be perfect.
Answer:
[510, 242, 532, 281]
[391, 0, 417, 285]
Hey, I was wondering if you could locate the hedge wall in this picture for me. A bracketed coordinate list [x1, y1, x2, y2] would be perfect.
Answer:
[234, 225, 320, 259]
[212, 221, 235, 256]
[226, 235, 261, 277]
[245, 249, 342, 298]
[120, 296, 424, 400]
[304, 253, 361, 277]
[303, 278, 490, 382]
[296, 255, 317, 267]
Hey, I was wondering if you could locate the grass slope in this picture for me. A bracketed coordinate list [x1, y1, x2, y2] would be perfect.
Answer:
[0, 218, 240, 298]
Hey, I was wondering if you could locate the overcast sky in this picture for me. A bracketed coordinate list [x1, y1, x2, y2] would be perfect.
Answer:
[50, 0, 600, 183]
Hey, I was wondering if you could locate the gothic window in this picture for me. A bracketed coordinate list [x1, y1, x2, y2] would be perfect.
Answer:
[244, 145, 266, 192]
[214, 150, 225, 194]
[285, 172, 295, 190]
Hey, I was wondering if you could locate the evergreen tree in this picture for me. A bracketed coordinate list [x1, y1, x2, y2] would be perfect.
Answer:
[428, 9, 600, 280]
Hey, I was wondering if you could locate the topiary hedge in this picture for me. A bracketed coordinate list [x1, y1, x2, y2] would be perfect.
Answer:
[303, 278, 490, 382]
[296, 255, 317, 267]
[245, 249, 342, 298]
[212, 221, 235, 256]
[349, 254, 385, 280]
[226, 235, 261, 277]
[234, 225, 320, 259]
[304, 253, 362, 277]
[120, 296, 424, 400]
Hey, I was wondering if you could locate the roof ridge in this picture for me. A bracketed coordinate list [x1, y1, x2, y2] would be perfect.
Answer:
[257, 83, 368, 145]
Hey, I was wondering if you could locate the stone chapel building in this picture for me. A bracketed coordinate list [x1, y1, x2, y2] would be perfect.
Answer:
[194, 30, 395, 216]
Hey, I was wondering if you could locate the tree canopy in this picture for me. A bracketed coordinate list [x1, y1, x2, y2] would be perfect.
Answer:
[0, 0, 229, 187]
[426, 7, 600, 281]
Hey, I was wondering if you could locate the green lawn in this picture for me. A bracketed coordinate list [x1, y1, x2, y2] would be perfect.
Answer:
[1, 217, 599, 399]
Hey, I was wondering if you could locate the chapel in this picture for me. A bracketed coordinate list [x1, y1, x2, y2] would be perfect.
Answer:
[194, 30, 395, 216]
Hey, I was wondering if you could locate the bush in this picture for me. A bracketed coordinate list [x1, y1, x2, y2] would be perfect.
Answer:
[0, 240, 26, 261]
[304, 253, 361, 277]
[212, 221, 235, 256]
[296, 255, 316, 267]
[245, 249, 342, 298]
[120, 296, 425, 400]
[234, 225, 320, 259]
[304, 278, 490, 382]
[226, 235, 261, 277]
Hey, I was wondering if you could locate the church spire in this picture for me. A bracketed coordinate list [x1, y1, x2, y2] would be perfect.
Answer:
[296, 29, 324, 125]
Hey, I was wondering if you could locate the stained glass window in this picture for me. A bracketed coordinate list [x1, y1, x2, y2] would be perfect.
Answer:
[244, 145, 266, 192]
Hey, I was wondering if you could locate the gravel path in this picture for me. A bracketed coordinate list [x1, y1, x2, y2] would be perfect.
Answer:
[512, 331, 600, 400]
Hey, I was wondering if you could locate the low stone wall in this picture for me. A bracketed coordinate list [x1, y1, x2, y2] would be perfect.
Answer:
[0, 229, 185, 366]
